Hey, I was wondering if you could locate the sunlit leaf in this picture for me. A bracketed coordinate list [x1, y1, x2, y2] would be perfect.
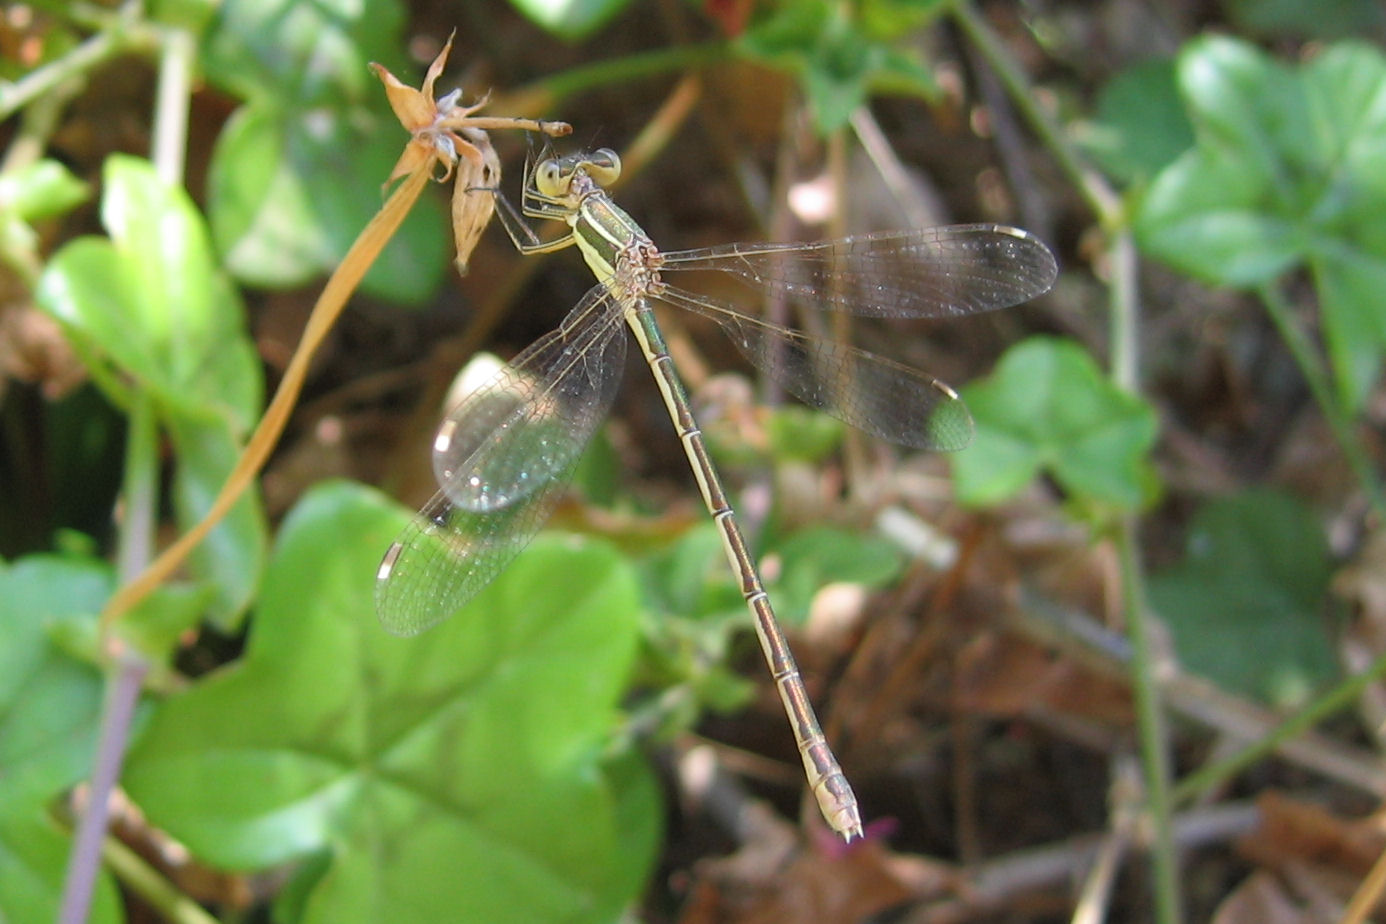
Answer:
[0, 556, 122, 924]
[37, 155, 261, 432]
[124, 482, 657, 924]
[509, 0, 630, 41]
[0, 160, 88, 223]
[200, 0, 406, 106]
[36, 156, 268, 626]
[208, 101, 448, 304]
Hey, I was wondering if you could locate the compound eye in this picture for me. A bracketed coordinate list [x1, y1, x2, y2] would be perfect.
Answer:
[585, 148, 622, 186]
[534, 159, 568, 197]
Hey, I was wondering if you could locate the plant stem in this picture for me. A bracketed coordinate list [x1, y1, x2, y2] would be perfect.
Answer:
[114, 392, 157, 582]
[59, 401, 156, 924]
[950, 1, 1122, 229]
[101, 834, 221, 924]
[1258, 281, 1386, 520]
[57, 654, 148, 924]
[59, 387, 160, 921]
[1107, 232, 1140, 394]
[151, 26, 195, 187]
[1115, 519, 1183, 924]
[61, 20, 198, 916]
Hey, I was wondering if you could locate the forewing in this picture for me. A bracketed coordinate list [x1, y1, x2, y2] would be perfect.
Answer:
[376, 287, 626, 636]
[659, 224, 1057, 319]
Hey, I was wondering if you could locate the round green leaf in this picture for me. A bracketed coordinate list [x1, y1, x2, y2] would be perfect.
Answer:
[0, 159, 88, 222]
[201, 0, 406, 105]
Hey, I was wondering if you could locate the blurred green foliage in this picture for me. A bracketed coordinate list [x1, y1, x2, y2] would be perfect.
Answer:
[1149, 489, 1338, 707]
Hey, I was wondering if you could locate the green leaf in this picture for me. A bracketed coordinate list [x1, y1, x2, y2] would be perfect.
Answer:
[1135, 37, 1386, 412]
[509, 0, 631, 41]
[767, 526, 903, 626]
[767, 406, 844, 463]
[117, 583, 217, 667]
[951, 337, 1158, 510]
[166, 412, 267, 626]
[36, 156, 268, 626]
[37, 155, 262, 431]
[0, 160, 88, 223]
[738, 0, 937, 133]
[1225, 0, 1385, 40]
[1149, 489, 1338, 706]
[1083, 59, 1194, 183]
[208, 101, 448, 305]
[0, 556, 123, 924]
[201, 0, 406, 106]
[124, 482, 657, 924]
[640, 521, 743, 627]
[859, 0, 950, 38]
[148, 0, 218, 35]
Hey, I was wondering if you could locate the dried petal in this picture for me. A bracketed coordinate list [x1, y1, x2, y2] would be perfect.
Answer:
[451, 127, 501, 274]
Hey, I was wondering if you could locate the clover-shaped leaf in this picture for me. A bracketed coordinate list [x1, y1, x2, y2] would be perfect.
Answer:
[1149, 489, 1338, 706]
[200, 0, 405, 106]
[951, 337, 1158, 510]
[124, 482, 657, 924]
[1083, 59, 1194, 184]
[1136, 37, 1386, 412]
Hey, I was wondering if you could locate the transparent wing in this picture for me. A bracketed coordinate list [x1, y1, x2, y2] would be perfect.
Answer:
[658, 224, 1057, 319]
[660, 287, 973, 450]
[376, 287, 626, 636]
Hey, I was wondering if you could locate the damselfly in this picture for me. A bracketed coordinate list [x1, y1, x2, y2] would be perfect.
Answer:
[376, 148, 1057, 839]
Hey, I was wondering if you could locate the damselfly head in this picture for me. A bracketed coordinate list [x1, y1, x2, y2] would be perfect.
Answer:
[532, 148, 623, 198]
[582, 148, 621, 186]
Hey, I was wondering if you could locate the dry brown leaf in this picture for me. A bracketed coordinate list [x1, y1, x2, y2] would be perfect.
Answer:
[1211, 869, 1332, 924]
[953, 630, 1133, 728]
[1243, 792, 1386, 876]
[679, 838, 956, 924]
